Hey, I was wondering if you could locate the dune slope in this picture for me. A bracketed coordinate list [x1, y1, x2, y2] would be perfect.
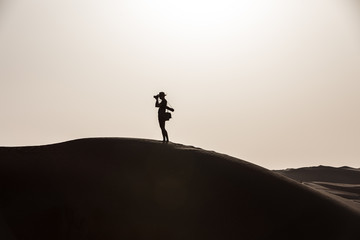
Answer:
[0, 138, 359, 240]
[275, 166, 360, 212]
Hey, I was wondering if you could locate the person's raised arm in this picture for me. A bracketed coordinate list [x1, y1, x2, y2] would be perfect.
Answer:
[155, 96, 160, 107]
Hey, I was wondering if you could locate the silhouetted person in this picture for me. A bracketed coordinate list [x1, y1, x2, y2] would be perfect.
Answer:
[154, 92, 174, 143]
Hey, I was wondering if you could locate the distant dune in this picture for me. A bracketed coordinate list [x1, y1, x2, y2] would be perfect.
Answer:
[0, 138, 359, 240]
[275, 166, 360, 213]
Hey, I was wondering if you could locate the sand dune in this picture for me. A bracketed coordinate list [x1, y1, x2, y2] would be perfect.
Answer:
[275, 166, 360, 184]
[0, 138, 359, 240]
[275, 166, 360, 213]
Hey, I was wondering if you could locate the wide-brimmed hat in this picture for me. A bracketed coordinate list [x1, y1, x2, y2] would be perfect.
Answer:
[159, 92, 166, 97]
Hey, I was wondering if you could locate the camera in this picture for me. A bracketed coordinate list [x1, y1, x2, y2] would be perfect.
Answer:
[153, 94, 159, 99]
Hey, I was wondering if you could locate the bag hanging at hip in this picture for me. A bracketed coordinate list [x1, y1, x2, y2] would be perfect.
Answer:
[164, 112, 171, 121]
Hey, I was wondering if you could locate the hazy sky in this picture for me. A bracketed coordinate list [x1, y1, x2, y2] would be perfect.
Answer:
[0, 0, 359, 169]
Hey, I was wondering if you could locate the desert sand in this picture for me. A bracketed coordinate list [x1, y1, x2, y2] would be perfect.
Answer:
[0, 138, 359, 240]
[275, 166, 360, 213]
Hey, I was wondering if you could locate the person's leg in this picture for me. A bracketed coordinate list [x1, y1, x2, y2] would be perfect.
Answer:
[159, 119, 167, 142]
[164, 126, 169, 142]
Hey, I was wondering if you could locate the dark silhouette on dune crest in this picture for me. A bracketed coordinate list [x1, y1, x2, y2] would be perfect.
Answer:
[0, 138, 359, 240]
[154, 92, 174, 143]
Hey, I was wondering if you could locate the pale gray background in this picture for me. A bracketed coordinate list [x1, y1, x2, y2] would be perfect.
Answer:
[1, 0, 359, 169]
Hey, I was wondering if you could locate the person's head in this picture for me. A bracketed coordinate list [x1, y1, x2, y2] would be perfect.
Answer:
[159, 92, 166, 100]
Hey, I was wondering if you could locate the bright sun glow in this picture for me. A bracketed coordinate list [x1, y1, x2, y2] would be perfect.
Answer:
[131, 0, 275, 34]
